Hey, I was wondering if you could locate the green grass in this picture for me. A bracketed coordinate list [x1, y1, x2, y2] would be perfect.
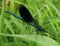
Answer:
[0, 0, 60, 46]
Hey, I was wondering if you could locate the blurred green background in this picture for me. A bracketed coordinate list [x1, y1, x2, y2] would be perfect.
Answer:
[0, 0, 60, 46]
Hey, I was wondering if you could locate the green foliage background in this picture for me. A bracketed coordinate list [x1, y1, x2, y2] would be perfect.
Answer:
[0, 0, 60, 46]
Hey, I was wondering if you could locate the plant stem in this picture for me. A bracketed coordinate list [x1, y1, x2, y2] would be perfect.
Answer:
[0, 0, 5, 46]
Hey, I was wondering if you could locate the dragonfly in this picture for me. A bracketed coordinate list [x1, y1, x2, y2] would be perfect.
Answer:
[5, 4, 46, 32]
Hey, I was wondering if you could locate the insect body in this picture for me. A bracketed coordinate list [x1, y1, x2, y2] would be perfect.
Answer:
[5, 4, 46, 32]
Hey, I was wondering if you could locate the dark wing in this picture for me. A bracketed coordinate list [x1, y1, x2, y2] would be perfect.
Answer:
[19, 5, 34, 23]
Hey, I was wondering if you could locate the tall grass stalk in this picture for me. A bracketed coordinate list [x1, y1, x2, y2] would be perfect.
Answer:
[0, 0, 5, 46]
